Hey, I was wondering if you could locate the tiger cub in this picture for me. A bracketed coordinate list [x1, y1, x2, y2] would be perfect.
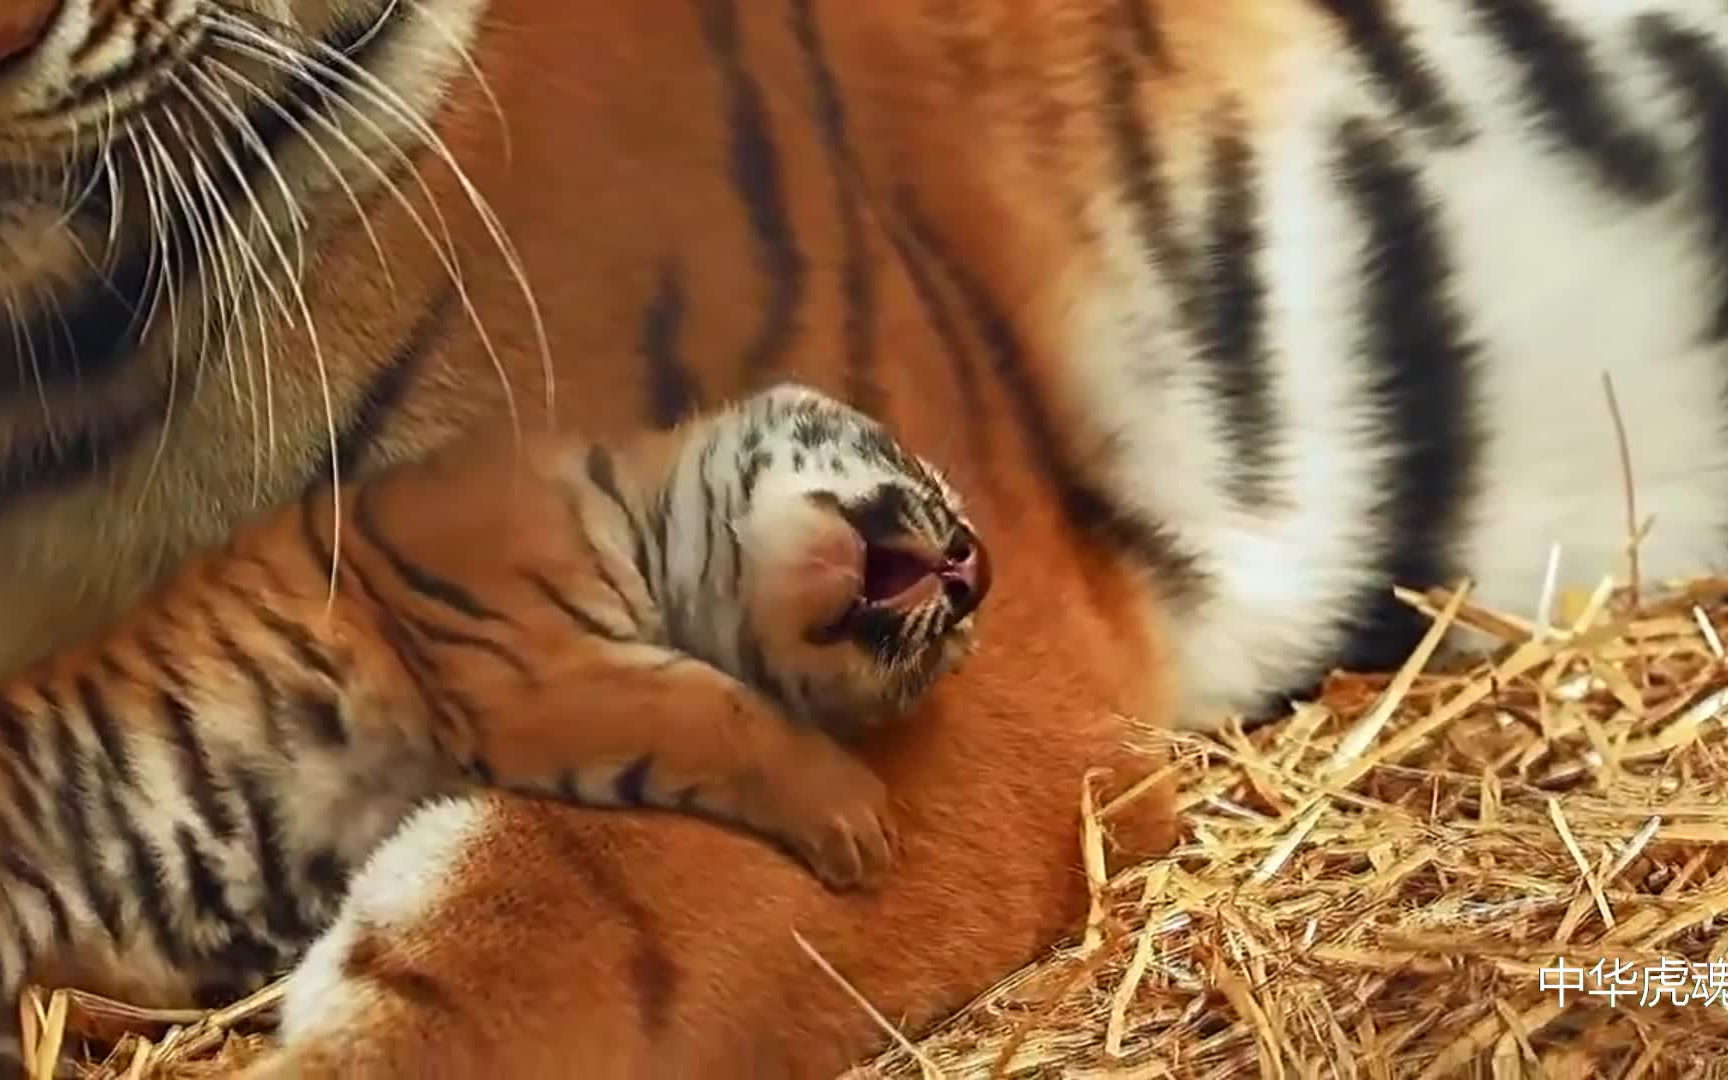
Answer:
[0, 383, 989, 1043]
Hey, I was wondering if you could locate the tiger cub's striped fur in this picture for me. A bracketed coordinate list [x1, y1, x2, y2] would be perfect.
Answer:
[0, 382, 987, 1055]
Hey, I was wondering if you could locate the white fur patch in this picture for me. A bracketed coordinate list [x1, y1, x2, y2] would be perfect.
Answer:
[1066, 0, 1728, 729]
[1067, 41, 1396, 728]
[337, 795, 487, 930]
[275, 796, 486, 1041]
[273, 906, 368, 1044]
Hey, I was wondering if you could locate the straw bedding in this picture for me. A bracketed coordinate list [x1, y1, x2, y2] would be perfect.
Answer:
[26, 572, 1728, 1079]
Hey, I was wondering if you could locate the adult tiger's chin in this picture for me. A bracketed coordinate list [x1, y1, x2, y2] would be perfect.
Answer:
[0, 0, 543, 679]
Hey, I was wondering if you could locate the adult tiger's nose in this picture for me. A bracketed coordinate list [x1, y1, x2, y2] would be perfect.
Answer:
[0, 1, 58, 68]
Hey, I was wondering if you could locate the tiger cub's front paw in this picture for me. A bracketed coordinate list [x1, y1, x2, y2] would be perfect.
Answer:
[748, 730, 897, 891]
[792, 769, 896, 892]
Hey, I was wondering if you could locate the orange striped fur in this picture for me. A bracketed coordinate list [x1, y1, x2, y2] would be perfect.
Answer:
[0, 0, 1231, 1074]
[0, 382, 999, 1072]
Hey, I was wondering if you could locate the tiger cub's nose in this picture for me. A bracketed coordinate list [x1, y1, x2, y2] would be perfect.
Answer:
[937, 530, 990, 620]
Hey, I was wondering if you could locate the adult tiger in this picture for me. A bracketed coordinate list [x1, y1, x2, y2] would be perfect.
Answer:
[1, 0, 1723, 1074]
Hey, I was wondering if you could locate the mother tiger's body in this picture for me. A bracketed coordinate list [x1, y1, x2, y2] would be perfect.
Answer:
[2, 0, 1726, 1074]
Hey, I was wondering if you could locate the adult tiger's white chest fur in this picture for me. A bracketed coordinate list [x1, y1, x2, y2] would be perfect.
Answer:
[1064, 0, 1728, 729]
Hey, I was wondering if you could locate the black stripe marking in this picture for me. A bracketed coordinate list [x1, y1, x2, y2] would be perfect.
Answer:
[0, 226, 157, 397]
[0, 854, 70, 944]
[1465, 0, 1668, 200]
[878, 223, 995, 475]
[614, 755, 654, 806]
[69, 3, 128, 67]
[650, 491, 675, 604]
[300, 492, 477, 746]
[1096, 3, 1199, 320]
[837, 484, 915, 545]
[158, 690, 239, 841]
[304, 849, 349, 907]
[695, 0, 807, 379]
[695, 444, 723, 598]
[136, 634, 181, 685]
[0, 702, 38, 775]
[208, 609, 289, 753]
[556, 771, 581, 801]
[1334, 117, 1481, 671]
[175, 827, 282, 983]
[175, 826, 244, 935]
[242, 594, 341, 685]
[1634, 17, 1728, 341]
[0, 395, 163, 521]
[587, 442, 655, 591]
[1198, 117, 1281, 510]
[641, 264, 704, 429]
[1096, 0, 1286, 512]
[789, 0, 881, 413]
[738, 446, 772, 504]
[0, 754, 43, 833]
[895, 191, 1203, 594]
[587, 537, 649, 630]
[38, 688, 73, 787]
[523, 572, 632, 642]
[352, 483, 512, 624]
[331, 281, 461, 477]
[722, 482, 744, 597]
[404, 612, 533, 679]
[297, 695, 349, 748]
[99, 779, 185, 965]
[1120, 0, 1168, 61]
[75, 676, 137, 788]
[61, 0, 178, 95]
[296, 486, 339, 575]
[543, 829, 679, 1034]
[52, 721, 123, 942]
[585, 445, 631, 516]
[340, 932, 456, 1014]
[1314, 0, 1471, 142]
[233, 768, 313, 943]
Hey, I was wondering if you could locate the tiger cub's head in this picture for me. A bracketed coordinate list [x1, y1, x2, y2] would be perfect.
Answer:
[669, 384, 991, 738]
